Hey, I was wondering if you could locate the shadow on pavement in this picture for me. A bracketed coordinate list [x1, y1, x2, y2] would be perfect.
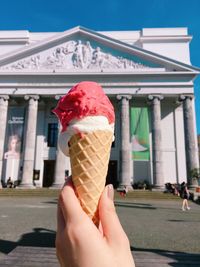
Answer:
[114, 201, 156, 209]
[0, 240, 16, 254]
[41, 199, 58, 205]
[131, 246, 200, 266]
[0, 227, 56, 255]
[168, 219, 200, 223]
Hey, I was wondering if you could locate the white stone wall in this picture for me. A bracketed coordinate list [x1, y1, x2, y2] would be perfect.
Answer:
[140, 28, 191, 64]
[174, 104, 187, 183]
[161, 102, 177, 183]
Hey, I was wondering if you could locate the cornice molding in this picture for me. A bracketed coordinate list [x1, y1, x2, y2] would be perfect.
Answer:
[140, 36, 192, 43]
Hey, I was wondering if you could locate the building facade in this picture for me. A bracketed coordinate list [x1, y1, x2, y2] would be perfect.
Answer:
[0, 26, 199, 189]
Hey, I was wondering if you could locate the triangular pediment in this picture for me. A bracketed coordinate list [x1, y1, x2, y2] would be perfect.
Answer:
[0, 26, 198, 73]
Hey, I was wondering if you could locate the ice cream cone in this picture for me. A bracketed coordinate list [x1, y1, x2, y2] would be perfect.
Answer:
[53, 81, 115, 226]
[69, 130, 113, 226]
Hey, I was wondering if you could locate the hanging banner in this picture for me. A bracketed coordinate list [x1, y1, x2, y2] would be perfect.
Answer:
[4, 107, 25, 182]
[4, 107, 25, 159]
[130, 107, 150, 160]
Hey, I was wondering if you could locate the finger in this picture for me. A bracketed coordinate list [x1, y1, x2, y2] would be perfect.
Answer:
[98, 184, 128, 245]
[59, 177, 89, 225]
[56, 204, 66, 264]
[57, 203, 65, 232]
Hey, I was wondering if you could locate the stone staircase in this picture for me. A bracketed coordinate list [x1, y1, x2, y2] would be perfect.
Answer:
[0, 188, 60, 197]
[0, 188, 181, 200]
[120, 190, 180, 200]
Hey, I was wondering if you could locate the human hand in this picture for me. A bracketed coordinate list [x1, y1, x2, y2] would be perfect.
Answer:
[56, 178, 135, 267]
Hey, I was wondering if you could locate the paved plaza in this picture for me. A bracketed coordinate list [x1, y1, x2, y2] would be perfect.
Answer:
[0, 195, 200, 266]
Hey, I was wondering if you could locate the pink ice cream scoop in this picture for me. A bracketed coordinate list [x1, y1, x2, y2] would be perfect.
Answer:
[53, 81, 115, 156]
[53, 81, 115, 132]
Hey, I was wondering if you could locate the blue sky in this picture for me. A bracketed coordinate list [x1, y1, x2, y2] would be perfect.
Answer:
[0, 0, 200, 133]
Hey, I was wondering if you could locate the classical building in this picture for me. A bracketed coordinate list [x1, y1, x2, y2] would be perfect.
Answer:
[0, 26, 199, 189]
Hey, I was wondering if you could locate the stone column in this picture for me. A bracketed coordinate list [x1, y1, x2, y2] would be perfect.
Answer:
[180, 95, 199, 187]
[0, 95, 9, 187]
[148, 95, 164, 189]
[20, 95, 39, 188]
[117, 95, 132, 189]
[51, 123, 68, 188]
[51, 95, 67, 188]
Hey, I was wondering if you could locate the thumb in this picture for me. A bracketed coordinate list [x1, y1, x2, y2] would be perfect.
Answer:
[98, 184, 128, 245]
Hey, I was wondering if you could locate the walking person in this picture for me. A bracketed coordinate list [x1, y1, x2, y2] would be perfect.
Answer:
[181, 182, 191, 211]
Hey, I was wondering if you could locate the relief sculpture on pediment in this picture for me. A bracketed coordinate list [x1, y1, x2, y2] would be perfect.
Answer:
[1, 40, 151, 71]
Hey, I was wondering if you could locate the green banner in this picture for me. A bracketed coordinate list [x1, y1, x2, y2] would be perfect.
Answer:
[130, 107, 150, 160]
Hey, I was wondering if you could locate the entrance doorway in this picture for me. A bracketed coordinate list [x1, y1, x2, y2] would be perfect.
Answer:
[43, 160, 55, 187]
[106, 160, 118, 188]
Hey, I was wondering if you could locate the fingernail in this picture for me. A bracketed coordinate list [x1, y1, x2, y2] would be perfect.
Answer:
[107, 184, 114, 200]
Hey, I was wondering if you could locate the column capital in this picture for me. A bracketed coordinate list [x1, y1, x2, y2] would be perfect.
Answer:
[24, 95, 40, 101]
[179, 94, 193, 101]
[116, 94, 132, 101]
[148, 95, 164, 101]
[0, 95, 9, 102]
[55, 95, 63, 100]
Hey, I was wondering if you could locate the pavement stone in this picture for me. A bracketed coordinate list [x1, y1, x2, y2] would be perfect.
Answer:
[0, 196, 200, 266]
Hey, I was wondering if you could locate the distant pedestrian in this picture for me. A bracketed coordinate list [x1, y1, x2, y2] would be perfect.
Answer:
[180, 182, 190, 211]
[172, 183, 180, 196]
[7, 177, 14, 188]
[117, 186, 128, 197]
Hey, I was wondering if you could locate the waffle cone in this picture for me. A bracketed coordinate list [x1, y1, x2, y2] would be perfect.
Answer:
[69, 130, 113, 226]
